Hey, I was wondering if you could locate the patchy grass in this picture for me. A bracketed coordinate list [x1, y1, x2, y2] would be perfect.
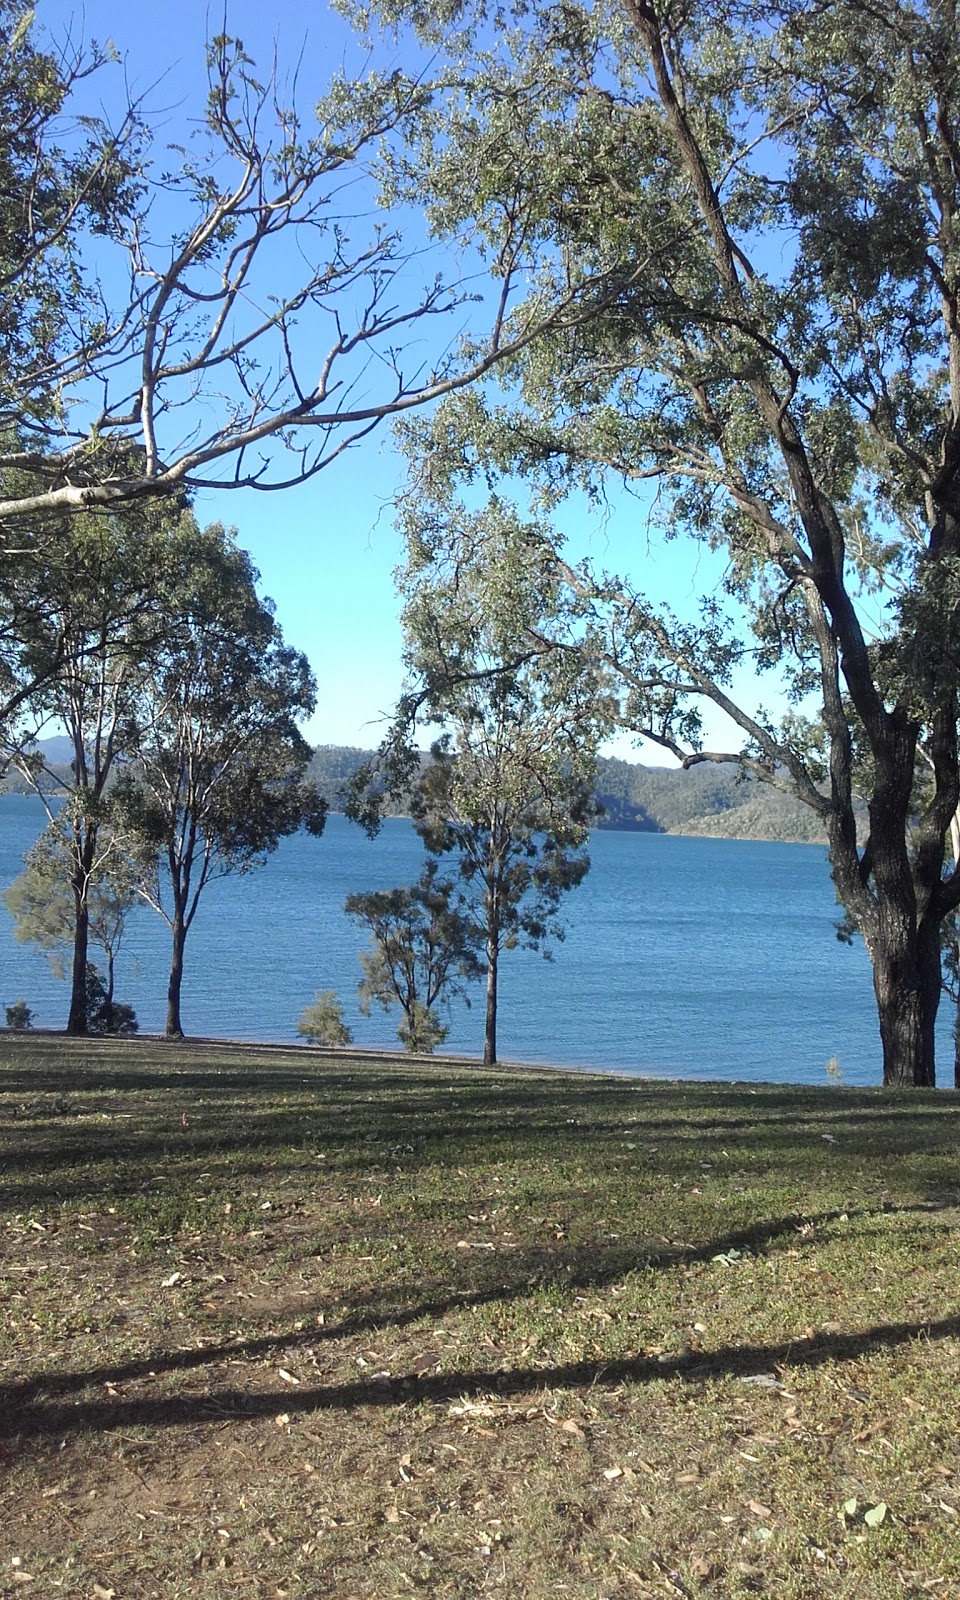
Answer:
[1, 1036, 959, 1599]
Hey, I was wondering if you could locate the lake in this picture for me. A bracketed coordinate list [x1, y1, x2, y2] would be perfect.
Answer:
[0, 797, 942, 1086]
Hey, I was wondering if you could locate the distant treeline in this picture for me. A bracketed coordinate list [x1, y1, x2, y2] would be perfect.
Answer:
[5, 740, 835, 842]
[304, 745, 832, 844]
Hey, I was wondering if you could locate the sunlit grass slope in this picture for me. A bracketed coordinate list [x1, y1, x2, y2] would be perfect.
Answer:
[1, 1036, 959, 1598]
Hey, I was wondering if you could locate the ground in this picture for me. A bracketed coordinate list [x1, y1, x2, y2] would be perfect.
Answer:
[1, 1036, 959, 1599]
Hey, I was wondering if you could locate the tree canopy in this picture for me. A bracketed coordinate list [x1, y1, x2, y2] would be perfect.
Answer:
[364, 0, 960, 1086]
[376, 502, 612, 1063]
[118, 523, 326, 1038]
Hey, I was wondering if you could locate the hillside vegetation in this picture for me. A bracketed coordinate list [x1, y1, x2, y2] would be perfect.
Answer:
[307, 746, 831, 843]
[3, 742, 833, 841]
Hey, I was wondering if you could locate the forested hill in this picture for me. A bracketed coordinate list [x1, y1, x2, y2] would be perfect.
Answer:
[2, 740, 829, 841]
[306, 746, 830, 844]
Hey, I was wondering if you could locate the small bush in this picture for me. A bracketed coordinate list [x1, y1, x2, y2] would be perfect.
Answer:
[5, 999, 33, 1031]
[297, 990, 353, 1047]
[85, 966, 138, 1036]
[398, 1001, 448, 1055]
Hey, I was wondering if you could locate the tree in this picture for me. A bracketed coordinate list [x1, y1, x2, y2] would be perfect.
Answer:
[373, 505, 612, 1065]
[117, 525, 326, 1039]
[4, 815, 139, 1017]
[345, 863, 483, 1052]
[9, 503, 194, 1032]
[0, 3, 615, 537]
[297, 991, 353, 1048]
[369, 0, 960, 1086]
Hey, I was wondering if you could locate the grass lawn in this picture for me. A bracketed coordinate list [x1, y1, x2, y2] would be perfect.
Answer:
[1, 1037, 959, 1599]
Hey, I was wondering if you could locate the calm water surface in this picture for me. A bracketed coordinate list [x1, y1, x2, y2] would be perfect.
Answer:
[0, 798, 937, 1086]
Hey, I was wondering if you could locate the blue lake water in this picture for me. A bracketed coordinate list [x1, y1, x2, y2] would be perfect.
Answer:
[0, 797, 946, 1086]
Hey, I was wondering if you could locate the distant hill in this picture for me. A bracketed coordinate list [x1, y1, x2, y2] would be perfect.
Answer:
[308, 744, 834, 844]
[1, 736, 74, 796]
[6, 738, 835, 843]
[592, 756, 832, 842]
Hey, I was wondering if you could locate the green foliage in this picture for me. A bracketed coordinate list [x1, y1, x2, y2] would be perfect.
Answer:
[386, 503, 613, 1062]
[4, 999, 32, 1030]
[321, 742, 835, 841]
[371, 0, 960, 1083]
[4, 814, 139, 986]
[114, 521, 327, 1037]
[346, 862, 483, 1053]
[83, 965, 137, 1037]
[297, 990, 353, 1048]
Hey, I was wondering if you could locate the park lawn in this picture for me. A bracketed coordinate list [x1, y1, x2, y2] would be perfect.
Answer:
[1, 1039, 959, 1600]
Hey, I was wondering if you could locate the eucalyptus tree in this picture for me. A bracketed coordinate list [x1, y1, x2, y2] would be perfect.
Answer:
[362, 0, 960, 1086]
[382, 505, 612, 1065]
[345, 862, 483, 1052]
[118, 525, 326, 1039]
[9, 501, 198, 1032]
[4, 814, 139, 1018]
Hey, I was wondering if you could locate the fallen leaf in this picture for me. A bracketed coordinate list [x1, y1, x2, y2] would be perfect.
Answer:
[92, 1587, 115, 1599]
[277, 1369, 300, 1386]
[160, 1272, 182, 1289]
[603, 1466, 624, 1481]
[864, 1502, 887, 1528]
[275, 1413, 291, 1427]
[746, 1499, 772, 1519]
[385, 1506, 400, 1524]
[561, 1419, 585, 1438]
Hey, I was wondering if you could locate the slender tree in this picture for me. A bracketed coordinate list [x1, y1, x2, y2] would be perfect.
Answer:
[345, 863, 483, 1053]
[119, 525, 326, 1038]
[4, 814, 138, 1015]
[9, 503, 196, 1031]
[374, 505, 612, 1065]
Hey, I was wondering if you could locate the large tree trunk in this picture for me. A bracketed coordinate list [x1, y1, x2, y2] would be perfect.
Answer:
[871, 920, 941, 1088]
[954, 988, 960, 1091]
[67, 895, 90, 1035]
[165, 913, 187, 1039]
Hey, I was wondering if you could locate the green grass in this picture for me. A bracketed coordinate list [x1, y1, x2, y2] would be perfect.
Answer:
[1, 1036, 959, 1598]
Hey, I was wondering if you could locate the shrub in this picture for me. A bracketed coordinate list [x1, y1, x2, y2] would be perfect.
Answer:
[297, 990, 352, 1047]
[397, 1001, 448, 1055]
[5, 999, 33, 1031]
[85, 966, 138, 1036]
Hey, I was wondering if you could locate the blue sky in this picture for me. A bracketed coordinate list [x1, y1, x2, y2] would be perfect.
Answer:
[38, 0, 759, 759]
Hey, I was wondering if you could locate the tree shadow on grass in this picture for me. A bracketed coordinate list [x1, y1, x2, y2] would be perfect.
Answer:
[3, 1085, 959, 1210]
[0, 1203, 931, 1419]
[3, 1310, 958, 1443]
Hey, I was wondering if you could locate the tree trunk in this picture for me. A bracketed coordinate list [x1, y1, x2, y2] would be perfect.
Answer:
[67, 897, 89, 1035]
[871, 921, 941, 1088]
[954, 987, 960, 1092]
[483, 934, 498, 1066]
[166, 913, 187, 1038]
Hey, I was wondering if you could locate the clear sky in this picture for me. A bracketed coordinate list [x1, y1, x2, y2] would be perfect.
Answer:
[38, 0, 763, 760]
